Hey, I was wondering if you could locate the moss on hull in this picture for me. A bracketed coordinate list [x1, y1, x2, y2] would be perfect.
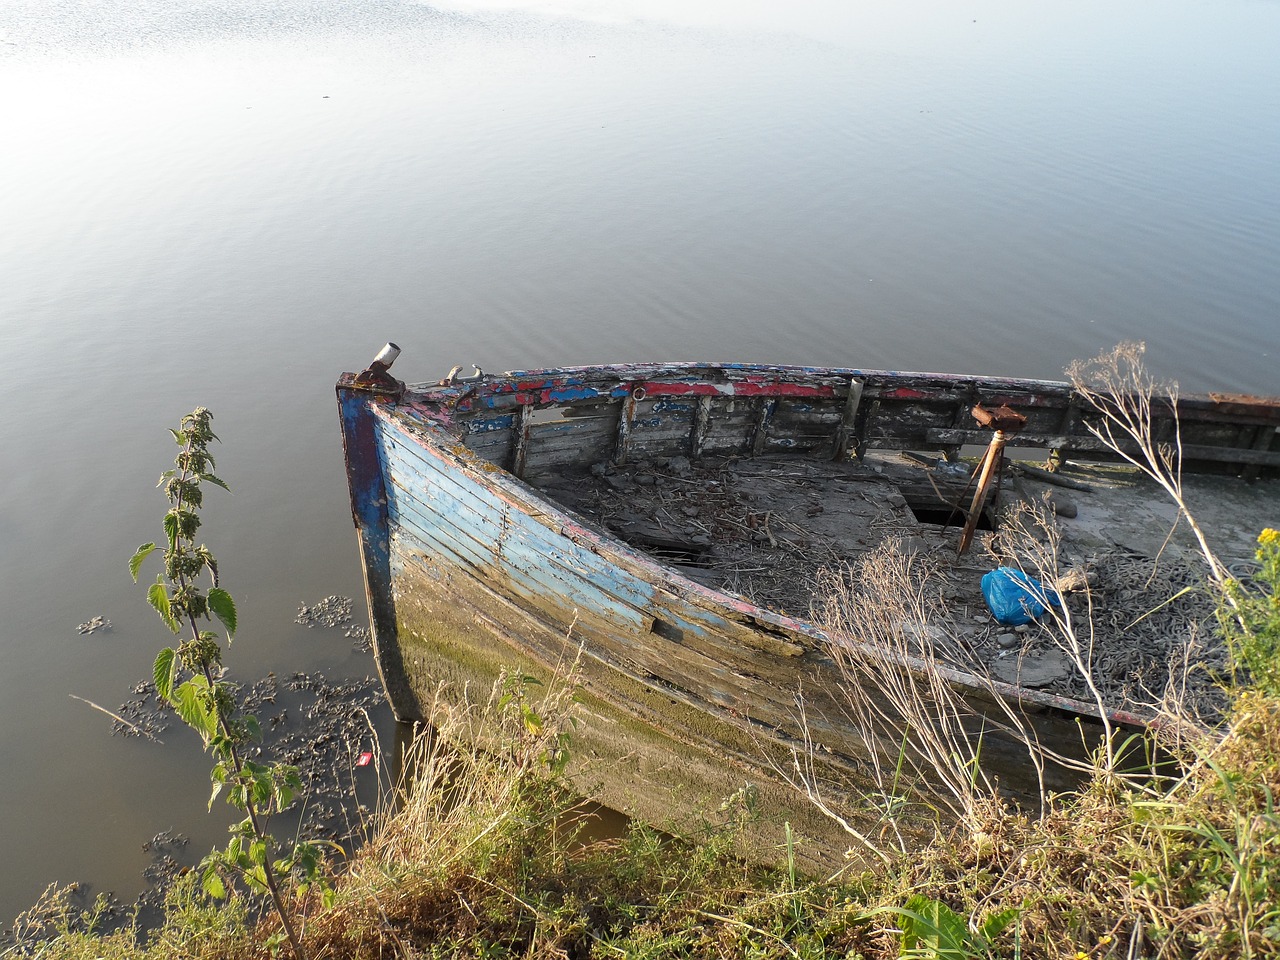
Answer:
[384, 545, 869, 872]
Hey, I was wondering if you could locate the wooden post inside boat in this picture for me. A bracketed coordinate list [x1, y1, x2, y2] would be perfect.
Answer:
[959, 403, 1027, 555]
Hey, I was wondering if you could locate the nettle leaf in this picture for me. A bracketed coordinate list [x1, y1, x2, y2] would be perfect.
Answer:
[175, 677, 219, 743]
[153, 648, 177, 703]
[129, 543, 157, 582]
[163, 511, 180, 549]
[148, 578, 179, 633]
[244, 865, 268, 894]
[201, 862, 227, 900]
[202, 472, 231, 492]
[207, 588, 237, 638]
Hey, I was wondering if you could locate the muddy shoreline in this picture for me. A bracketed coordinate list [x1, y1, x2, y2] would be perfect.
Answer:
[4, 600, 390, 945]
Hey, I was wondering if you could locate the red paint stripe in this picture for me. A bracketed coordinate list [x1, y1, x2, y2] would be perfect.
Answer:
[641, 381, 838, 398]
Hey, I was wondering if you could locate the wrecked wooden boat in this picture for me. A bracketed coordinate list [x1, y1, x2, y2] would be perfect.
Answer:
[338, 348, 1280, 865]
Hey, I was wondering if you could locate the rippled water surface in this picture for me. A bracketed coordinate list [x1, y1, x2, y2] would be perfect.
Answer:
[2, 0, 1278, 920]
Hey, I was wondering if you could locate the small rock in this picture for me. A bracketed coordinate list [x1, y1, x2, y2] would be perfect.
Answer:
[997, 632, 1019, 649]
[1048, 492, 1078, 518]
[991, 650, 1071, 688]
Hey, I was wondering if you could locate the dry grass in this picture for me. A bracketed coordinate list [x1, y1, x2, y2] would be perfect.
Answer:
[808, 543, 1050, 837]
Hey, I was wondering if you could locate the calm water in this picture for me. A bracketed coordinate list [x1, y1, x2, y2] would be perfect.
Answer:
[2, 0, 1278, 920]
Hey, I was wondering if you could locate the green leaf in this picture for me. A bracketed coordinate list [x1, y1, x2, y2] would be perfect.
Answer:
[899, 896, 969, 957]
[148, 578, 179, 633]
[163, 511, 180, 549]
[202, 472, 231, 492]
[207, 588, 237, 638]
[175, 677, 219, 743]
[129, 543, 157, 582]
[979, 907, 1019, 943]
[521, 704, 543, 736]
[153, 648, 177, 703]
[201, 863, 226, 900]
[244, 865, 268, 894]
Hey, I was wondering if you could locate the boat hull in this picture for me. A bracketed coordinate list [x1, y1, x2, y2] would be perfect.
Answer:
[336, 363, 1220, 865]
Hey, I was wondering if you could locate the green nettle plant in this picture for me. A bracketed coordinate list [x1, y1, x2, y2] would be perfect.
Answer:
[1221, 528, 1280, 698]
[130, 408, 327, 960]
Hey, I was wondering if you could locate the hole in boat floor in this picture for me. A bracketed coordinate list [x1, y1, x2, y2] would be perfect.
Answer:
[906, 503, 994, 530]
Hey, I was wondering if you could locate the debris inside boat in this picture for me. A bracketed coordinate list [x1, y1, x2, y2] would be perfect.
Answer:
[533, 448, 1256, 720]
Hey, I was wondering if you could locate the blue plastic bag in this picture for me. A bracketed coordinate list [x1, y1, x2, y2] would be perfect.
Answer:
[981, 567, 1061, 626]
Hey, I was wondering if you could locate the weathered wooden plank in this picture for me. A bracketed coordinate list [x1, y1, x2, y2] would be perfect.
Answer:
[510, 404, 533, 477]
[390, 506, 825, 723]
[392, 502, 811, 717]
[613, 392, 637, 464]
[749, 398, 777, 455]
[524, 425, 617, 476]
[462, 430, 514, 462]
[389, 478, 653, 634]
[924, 428, 1280, 466]
[690, 395, 713, 456]
[832, 378, 864, 460]
[336, 383, 417, 718]
[387, 408, 823, 676]
[1244, 424, 1279, 481]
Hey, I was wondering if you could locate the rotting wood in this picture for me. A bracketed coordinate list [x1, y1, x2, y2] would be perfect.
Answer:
[924, 428, 1280, 468]
[613, 391, 638, 465]
[511, 403, 533, 478]
[691, 395, 712, 457]
[749, 398, 776, 456]
[854, 398, 880, 459]
[1012, 462, 1095, 492]
[1243, 424, 1278, 481]
[831, 377, 863, 460]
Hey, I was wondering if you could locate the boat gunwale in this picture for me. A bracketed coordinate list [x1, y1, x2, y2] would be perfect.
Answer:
[408, 361, 1280, 434]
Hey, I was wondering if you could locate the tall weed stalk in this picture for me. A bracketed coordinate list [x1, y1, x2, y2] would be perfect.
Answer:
[131, 409, 326, 960]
